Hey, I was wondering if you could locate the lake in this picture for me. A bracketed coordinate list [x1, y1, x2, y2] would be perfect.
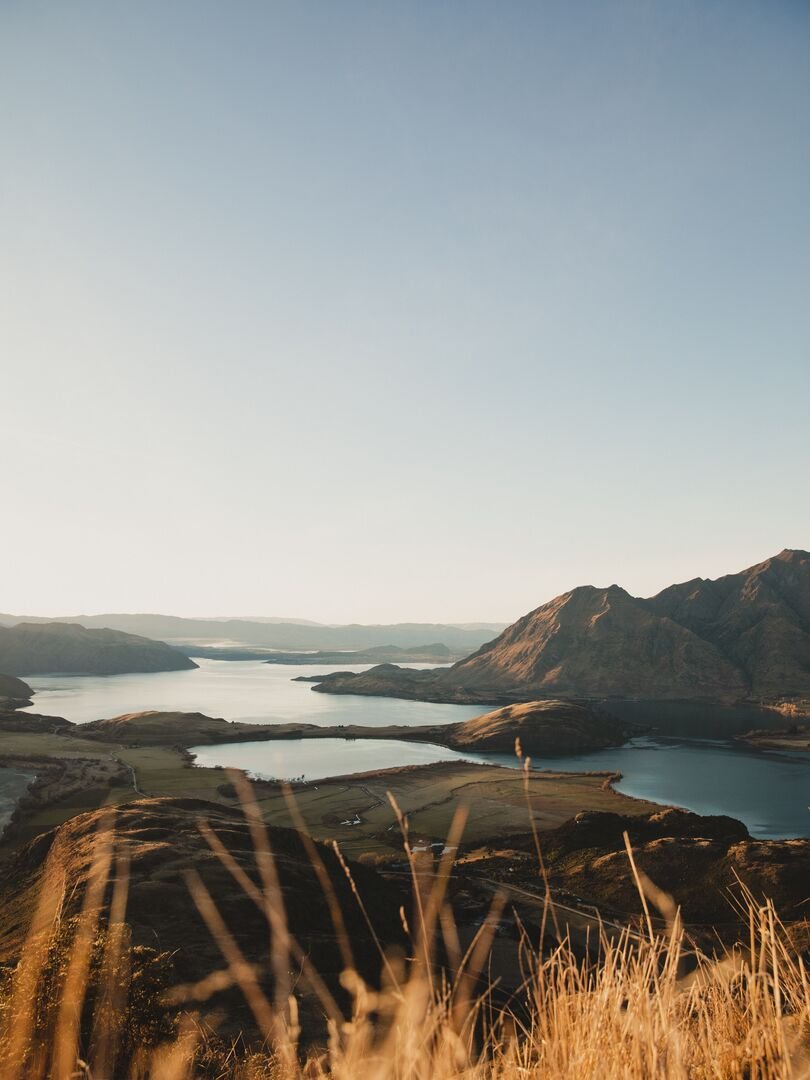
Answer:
[190, 736, 491, 780]
[22, 658, 486, 727]
[22, 659, 810, 839]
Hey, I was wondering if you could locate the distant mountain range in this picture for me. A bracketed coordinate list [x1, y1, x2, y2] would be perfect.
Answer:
[0, 622, 198, 677]
[0, 613, 505, 653]
[311, 550, 810, 705]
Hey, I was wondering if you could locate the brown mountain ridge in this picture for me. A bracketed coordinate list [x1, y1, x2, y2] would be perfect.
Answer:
[312, 549, 810, 705]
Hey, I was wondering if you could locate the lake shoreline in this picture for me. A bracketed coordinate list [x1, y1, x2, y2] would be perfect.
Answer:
[0, 766, 38, 841]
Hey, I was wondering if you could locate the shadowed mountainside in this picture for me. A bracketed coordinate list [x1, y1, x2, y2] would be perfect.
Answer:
[312, 550, 810, 705]
[0, 622, 198, 676]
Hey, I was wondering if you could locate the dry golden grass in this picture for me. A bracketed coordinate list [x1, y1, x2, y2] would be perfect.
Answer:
[0, 773, 808, 1080]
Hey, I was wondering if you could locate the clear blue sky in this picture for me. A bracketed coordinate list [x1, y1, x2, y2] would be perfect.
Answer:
[2, 1, 808, 622]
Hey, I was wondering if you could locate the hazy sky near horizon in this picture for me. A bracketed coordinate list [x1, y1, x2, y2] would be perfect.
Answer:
[2, 1, 809, 623]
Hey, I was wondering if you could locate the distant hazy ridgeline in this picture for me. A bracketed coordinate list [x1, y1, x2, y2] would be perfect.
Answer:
[0, 612, 504, 653]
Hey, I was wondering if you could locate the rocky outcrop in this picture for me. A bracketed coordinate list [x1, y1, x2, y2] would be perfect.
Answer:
[0, 622, 198, 676]
[308, 664, 491, 703]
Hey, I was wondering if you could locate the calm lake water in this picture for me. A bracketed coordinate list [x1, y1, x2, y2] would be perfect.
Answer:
[190, 737, 491, 780]
[23, 658, 486, 727]
[22, 659, 810, 839]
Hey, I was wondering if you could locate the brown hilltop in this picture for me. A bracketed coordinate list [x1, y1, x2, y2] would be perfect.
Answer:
[447, 700, 629, 754]
[455, 549, 810, 701]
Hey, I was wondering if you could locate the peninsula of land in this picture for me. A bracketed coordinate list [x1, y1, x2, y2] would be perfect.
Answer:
[1, 699, 634, 756]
